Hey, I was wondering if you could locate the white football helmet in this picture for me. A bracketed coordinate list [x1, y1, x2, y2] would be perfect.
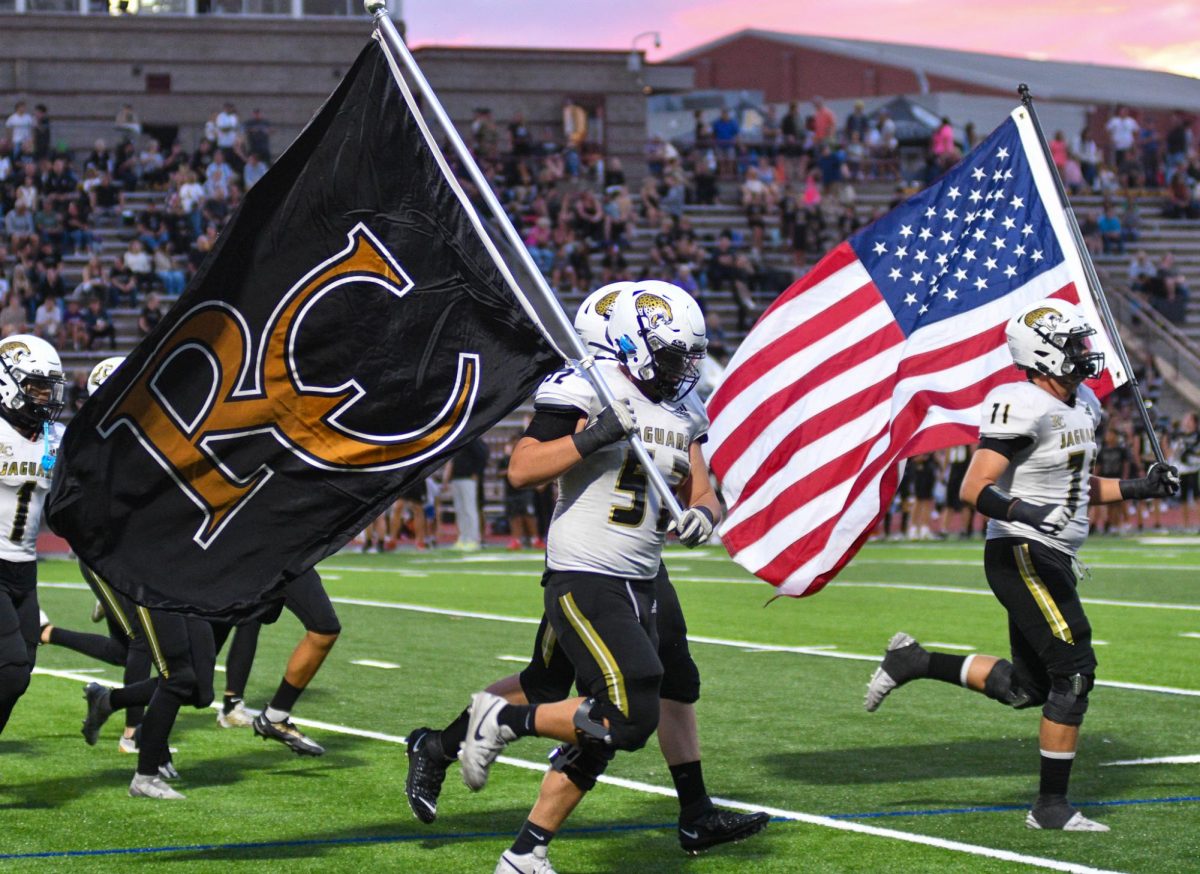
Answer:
[574, 282, 633, 353]
[606, 281, 707, 402]
[87, 356, 127, 397]
[1006, 299, 1104, 382]
[0, 334, 66, 429]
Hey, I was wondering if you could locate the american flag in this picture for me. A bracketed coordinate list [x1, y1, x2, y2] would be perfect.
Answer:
[704, 106, 1126, 597]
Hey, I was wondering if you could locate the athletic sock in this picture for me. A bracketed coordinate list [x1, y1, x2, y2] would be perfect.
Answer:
[926, 652, 968, 685]
[223, 693, 242, 715]
[510, 819, 555, 856]
[497, 704, 539, 738]
[1038, 749, 1075, 799]
[265, 678, 303, 721]
[670, 761, 714, 820]
[439, 707, 471, 761]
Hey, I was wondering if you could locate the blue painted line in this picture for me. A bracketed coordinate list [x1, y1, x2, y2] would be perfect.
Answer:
[0, 821, 682, 861]
[831, 794, 1200, 820]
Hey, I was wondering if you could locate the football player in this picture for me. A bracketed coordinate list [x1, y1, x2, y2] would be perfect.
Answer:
[456, 283, 733, 873]
[0, 335, 65, 737]
[39, 358, 160, 752]
[865, 299, 1179, 832]
[405, 284, 768, 856]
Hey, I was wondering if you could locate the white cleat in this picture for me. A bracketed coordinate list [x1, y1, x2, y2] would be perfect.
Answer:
[495, 846, 556, 874]
[460, 691, 517, 791]
[129, 773, 186, 800]
[1026, 808, 1110, 832]
[118, 735, 138, 754]
[216, 701, 254, 728]
[864, 631, 921, 712]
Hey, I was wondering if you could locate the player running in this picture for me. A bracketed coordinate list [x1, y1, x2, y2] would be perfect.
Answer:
[865, 299, 1179, 832]
[404, 284, 768, 857]
[0, 336, 65, 737]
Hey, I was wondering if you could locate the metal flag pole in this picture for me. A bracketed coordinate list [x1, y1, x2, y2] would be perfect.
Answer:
[1018, 84, 1165, 464]
[366, 0, 685, 524]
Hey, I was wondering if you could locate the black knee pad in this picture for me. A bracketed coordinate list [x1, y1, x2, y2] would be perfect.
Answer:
[0, 663, 31, 701]
[658, 648, 701, 705]
[1043, 673, 1093, 726]
[592, 677, 661, 752]
[549, 742, 613, 792]
[983, 659, 1045, 710]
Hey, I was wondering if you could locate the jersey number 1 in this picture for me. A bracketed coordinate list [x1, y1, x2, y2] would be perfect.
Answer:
[10, 481, 35, 543]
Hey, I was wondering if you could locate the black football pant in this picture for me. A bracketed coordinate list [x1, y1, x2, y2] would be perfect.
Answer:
[0, 559, 38, 736]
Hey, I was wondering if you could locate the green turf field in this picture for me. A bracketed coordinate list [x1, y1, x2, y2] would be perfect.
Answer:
[4, 538, 1199, 872]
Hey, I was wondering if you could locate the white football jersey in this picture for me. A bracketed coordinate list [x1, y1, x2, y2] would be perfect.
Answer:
[0, 417, 63, 562]
[980, 380, 1101, 555]
[536, 359, 708, 579]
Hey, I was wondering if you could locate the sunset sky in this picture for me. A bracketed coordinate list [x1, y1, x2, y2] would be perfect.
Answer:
[403, 0, 1200, 79]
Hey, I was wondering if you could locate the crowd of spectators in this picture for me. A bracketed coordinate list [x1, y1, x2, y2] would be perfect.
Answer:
[1, 99, 273, 366]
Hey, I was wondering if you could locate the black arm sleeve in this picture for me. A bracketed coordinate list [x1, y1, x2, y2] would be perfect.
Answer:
[524, 405, 586, 442]
[977, 435, 1034, 460]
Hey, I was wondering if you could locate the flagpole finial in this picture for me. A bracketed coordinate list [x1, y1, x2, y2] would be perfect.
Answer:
[1018, 83, 1032, 104]
[364, 0, 387, 17]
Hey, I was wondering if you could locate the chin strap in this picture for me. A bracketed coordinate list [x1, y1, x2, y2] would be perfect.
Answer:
[42, 420, 55, 472]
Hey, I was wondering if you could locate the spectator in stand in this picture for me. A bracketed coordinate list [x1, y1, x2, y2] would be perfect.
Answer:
[33, 293, 61, 342]
[602, 185, 633, 247]
[0, 137, 12, 185]
[62, 296, 86, 350]
[35, 263, 66, 314]
[1106, 107, 1139, 178]
[139, 290, 165, 336]
[1128, 249, 1156, 293]
[138, 140, 167, 189]
[0, 290, 27, 337]
[761, 105, 781, 158]
[135, 201, 170, 252]
[1165, 112, 1192, 181]
[1145, 252, 1190, 324]
[1090, 426, 1134, 534]
[114, 103, 140, 138]
[1075, 128, 1100, 190]
[15, 164, 39, 211]
[690, 148, 718, 205]
[244, 108, 272, 161]
[89, 170, 123, 216]
[1078, 210, 1103, 255]
[931, 117, 957, 169]
[844, 100, 869, 143]
[65, 368, 89, 415]
[32, 203, 64, 256]
[1097, 206, 1123, 255]
[242, 152, 267, 189]
[123, 239, 155, 295]
[739, 166, 769, 246]
[63, 200, 94, 256]
[204, 149, 233, 198]
[85, 139, 113, 175]
[1139, 118, 1161, 187]
[562, 97, 588, 175]
[811, 96, 836, 145]
[107, 254, 137, 307]
[1164, 171, 1199, 219]
[215, 102, 240, 152]
[83, 294, 116, 350]
[114, 141, 140, 191]
[5, 102, 34, 156]
[1049, 130, 1069, 172]
[31, 105, 51, 162]
[712, 108, 740, 174]
[153, 244, 185, 297]
[4, 202, 35, 250]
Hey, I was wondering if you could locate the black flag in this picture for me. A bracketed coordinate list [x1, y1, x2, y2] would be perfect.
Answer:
[47, 40, 562, 619]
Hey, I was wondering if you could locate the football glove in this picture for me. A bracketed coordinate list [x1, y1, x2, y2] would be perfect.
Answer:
[1008, 500, 1071, 535]
[1120, 462, 1181, 500]
[571, 399, 636, 458]
[674, 506, 715, 548]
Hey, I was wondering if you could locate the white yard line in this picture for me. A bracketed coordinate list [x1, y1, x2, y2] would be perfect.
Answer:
[350, 659, 401, 669]
[924, 643, 976, 651]
[30, 665, 1122, 874]
[496, 655, 530, 663]
[1101, 754, 1200, 767]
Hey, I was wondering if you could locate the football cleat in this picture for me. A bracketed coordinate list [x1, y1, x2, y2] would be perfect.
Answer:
[129, 773, 185, 800]
[405, 727, 450, 824]
[90, 600, 105, 623]
[216, 701, 254, 728]
[678, 808, 771, 855]
[158, 759, 181, 781]
[1026, 803, 1110, 832]
[864, 632, 929, 712]
[118, 735, 138, 754]
[252, 713, 325, 756]
[460, 691, 517, 791]
[81, 682, 113, 745]
[494, 846, 556, 874]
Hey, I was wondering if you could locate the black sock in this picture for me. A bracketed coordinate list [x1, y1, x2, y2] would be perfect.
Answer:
[439, 707, 471, 761]
[927, 652, 968, 685]
[268, 678, 303, 714]
[510, 819, 555, 856]
[223, 693, 241, 715]
[497, 704, 539, 738]
[670, 761, 713, 820]
[1038, 751, 1075, 800]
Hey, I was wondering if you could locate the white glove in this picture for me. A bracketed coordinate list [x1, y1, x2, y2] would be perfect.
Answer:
[675, 506, 715, 548]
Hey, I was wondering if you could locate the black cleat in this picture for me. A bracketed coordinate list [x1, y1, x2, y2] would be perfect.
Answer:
[864, 631, 930, 712]
[405, 727, 450, 824]
[81, 682, 113, 746]
[678, 807, 770, 855]
[252, 713, 325, 756]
